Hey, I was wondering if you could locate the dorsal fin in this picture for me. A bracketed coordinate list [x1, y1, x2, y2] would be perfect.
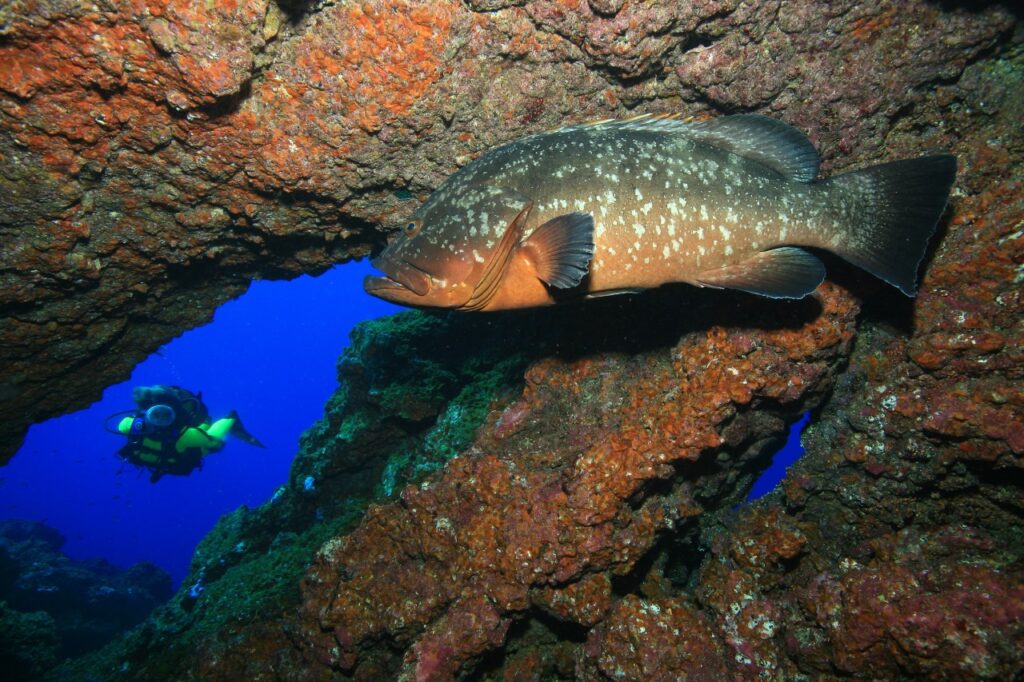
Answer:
[552, 113, 688, 136]
[683, 115, 820, 182]
[553, 114, 820, 183]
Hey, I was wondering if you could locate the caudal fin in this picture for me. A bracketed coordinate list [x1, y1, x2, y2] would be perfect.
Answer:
[825, 154, 956, 296]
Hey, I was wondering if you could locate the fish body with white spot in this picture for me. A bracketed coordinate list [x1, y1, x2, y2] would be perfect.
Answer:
[365, 115, 956, 310]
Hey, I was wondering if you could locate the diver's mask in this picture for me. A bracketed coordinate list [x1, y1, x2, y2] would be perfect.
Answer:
[129, 404, 176, 435]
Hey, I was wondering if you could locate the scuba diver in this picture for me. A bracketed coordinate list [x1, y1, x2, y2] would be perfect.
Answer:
[106, 385, 265, 482]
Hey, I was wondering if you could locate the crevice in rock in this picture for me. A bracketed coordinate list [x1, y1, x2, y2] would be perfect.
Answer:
[464, 609, 585, 682]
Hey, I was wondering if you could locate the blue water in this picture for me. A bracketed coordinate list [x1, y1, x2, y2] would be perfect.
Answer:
[748, 412, 809, 500]
[0, 260, 398, 588]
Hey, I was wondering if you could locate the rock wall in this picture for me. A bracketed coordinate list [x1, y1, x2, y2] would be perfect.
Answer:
[0, 0, 1015, 460]
[2, 0, 1022, 680]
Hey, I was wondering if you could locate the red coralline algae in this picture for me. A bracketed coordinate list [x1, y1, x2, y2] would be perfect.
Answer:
[579, 595, 728, 681]
[296, 285, 859, 678]
[143, 0, 269, 104]
[792, 538, 1024, 679]
[531, 571, 613, 627]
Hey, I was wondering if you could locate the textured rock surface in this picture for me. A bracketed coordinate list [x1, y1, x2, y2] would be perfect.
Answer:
[0, 0, 1015, 460]
[0, 519, 171, 677]
[297, 285, 858, 678]
[3, 1, 1023, 680]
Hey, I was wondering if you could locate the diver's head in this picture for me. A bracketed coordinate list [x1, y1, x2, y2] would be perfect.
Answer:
[144, 404, 176, 428]
[113, 403, 178, 439]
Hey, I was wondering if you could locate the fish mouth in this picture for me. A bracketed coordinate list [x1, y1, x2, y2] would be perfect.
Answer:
[365, 255, 433, 296]
[362, 273, 406, 294]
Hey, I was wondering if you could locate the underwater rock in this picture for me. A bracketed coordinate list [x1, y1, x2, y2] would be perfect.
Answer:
[0, 601, 60, 682]
[578, 594, 728, 681]
[0, 519, 171, 665]
[3, 2, 1022, 681]
[0, 0, 1015, 461]
[294, 284, 861, 677]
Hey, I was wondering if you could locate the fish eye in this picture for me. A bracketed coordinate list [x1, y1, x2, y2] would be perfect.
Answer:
[404, 220, 422, 237]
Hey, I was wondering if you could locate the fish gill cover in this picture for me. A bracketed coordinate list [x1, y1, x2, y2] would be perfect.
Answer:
[0, 1, 1021, 681]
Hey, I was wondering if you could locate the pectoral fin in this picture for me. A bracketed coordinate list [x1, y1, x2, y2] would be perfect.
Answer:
[464, 201, 533, 311]
[522, 212, 595, 289]
[697, 247, 825, 299]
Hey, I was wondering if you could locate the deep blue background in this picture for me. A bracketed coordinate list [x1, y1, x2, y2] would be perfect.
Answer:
[0, 260, 803, 589]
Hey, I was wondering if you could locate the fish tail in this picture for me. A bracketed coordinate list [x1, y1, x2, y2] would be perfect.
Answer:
[823, 154, 957, 296]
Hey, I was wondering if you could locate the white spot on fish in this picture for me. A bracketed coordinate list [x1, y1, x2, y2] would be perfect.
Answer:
[700, 205, 709, 221]
[632, 223, 645, 237]
[473, 249, 484, 263]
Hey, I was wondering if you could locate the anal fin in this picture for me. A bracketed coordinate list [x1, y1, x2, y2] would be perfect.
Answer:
[697, 247, 825, 299]
[585, 288, 644, 299]
[522, 212, 595, 289]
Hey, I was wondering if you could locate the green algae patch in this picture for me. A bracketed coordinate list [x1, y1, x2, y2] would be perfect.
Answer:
[0, 602, 59, 682]
[50, 507, 361, 682]
[298, 311, 534, 500]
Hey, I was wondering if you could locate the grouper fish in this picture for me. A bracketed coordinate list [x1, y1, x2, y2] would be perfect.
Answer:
[364, 114, 956, 310]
